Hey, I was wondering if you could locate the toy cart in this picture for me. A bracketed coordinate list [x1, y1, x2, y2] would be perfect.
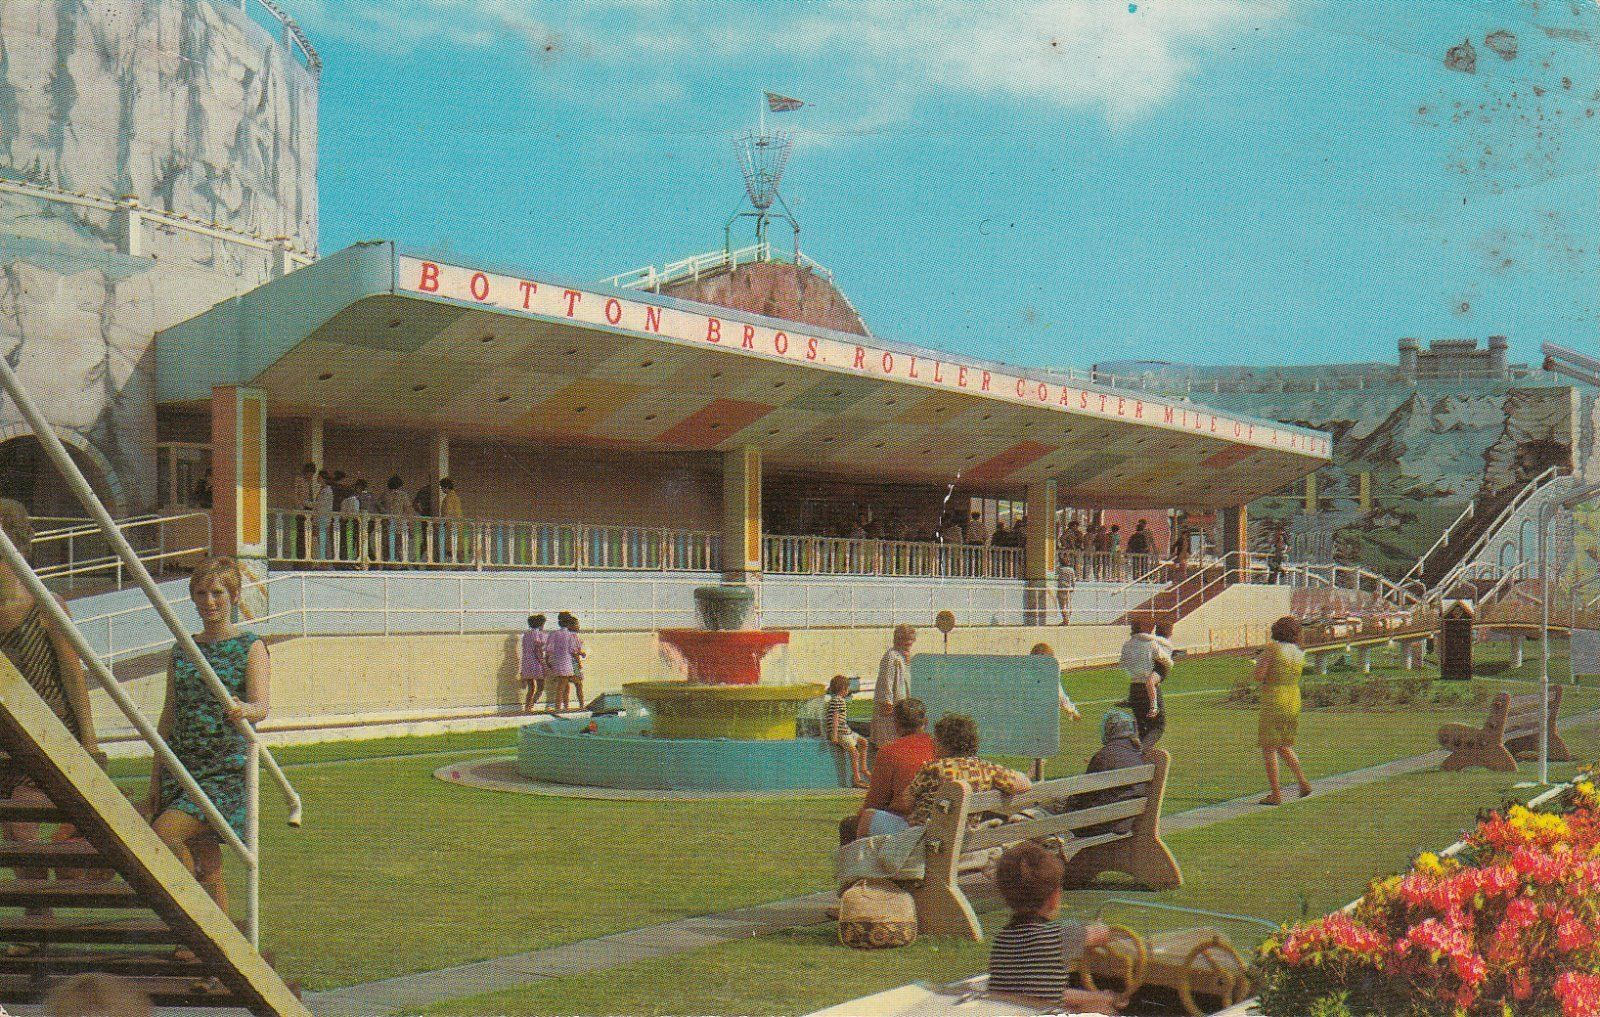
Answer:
[1077, 900, 1270, 1015]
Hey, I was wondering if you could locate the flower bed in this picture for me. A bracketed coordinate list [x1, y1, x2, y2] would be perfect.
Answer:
[1255, 770, 1600, 1016]
[1223, 673, 1492, 712]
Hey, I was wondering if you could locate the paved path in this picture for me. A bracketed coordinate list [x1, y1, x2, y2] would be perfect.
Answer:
[305, 709, 1600, 1017]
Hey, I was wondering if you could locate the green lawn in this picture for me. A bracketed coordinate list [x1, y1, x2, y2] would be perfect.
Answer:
[418, 760, 1600, 1017]
[171, 638, 1600, 995]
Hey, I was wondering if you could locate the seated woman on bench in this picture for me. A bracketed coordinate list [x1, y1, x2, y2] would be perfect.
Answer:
[1060, 709, 1148, 836]
[895, 714, 1030, 832]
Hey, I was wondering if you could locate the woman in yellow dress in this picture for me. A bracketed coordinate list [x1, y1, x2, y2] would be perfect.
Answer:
[1257, 615, 1313, 805]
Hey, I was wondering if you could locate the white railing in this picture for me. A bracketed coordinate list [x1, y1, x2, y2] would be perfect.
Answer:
[1429, 466, 1570, 597]
[76, 572, 723, 671]
[0, 351, 300, 950]
[31, 512, 210, 590]
[0, 177, 316, 270]
[1060, 551, 1162, 584]
[268, 509, 721, 572]
[602, 243, 836, 293]
[762, 535, 1023, 580]
[1282, 561, 1422, 610]
[1400, 499, 1476, 590]
[246, 0, 321, 76]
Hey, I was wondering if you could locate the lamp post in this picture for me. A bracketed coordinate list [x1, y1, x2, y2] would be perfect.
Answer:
[1536, 481, 1600, 784]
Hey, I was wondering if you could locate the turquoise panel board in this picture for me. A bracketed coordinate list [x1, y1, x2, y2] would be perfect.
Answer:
[908, 654, 1060, 759]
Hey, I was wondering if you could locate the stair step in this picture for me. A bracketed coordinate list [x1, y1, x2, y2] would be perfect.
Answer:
[0, 915, 177, 945]
[0, 879, 141, 909]
[0, 800, 68, 824]
[0, 971, 238, 1007]
[0, 948, 206, 978]
[0, 840, 101, 868]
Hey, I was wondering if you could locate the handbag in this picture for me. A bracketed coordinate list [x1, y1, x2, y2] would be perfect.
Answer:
[838, 878, 918, 949]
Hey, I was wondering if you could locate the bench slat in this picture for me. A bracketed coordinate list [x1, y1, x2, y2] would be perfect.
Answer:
[964, 765, 1155, 814]
[963, 798, 1149, 853]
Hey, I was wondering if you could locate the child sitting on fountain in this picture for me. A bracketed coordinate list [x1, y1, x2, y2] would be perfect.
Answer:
[825, 675, 870, 788]
[988, 842, 1123, 1014]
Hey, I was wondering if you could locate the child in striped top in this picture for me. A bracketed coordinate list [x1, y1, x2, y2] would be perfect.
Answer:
[825, 675, 869, 788]
[987, 842, 1123, 1013]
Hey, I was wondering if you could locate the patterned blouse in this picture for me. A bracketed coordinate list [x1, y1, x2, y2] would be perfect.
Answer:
[904, 756, 1031, 826]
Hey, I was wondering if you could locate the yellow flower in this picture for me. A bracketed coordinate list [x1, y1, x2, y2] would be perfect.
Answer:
[1416, 852, 1445, 876]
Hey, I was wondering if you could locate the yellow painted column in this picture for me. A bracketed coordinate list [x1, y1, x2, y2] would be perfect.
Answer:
[1024, 481, 1056, 625]
[722, 448, 762, 582]
[1304, 473, 1319, 514]
[211, 386, 269, 612]
[1358, 471, 1372, 513]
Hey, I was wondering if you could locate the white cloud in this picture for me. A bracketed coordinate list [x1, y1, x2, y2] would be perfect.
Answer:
[298, 0, 1279, 127]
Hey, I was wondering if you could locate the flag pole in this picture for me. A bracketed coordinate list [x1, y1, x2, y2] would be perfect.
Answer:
[759, 90, 766, 137]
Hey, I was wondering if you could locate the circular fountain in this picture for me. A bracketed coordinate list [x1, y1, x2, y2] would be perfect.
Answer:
[514, 587, 845, 795]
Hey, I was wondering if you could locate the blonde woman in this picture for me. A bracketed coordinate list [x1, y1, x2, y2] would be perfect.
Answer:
[147, 558, 269, 919]
[0, 499, 100, 921]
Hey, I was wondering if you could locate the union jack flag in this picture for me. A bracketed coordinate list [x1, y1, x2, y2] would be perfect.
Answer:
[765, 92, 804, 112]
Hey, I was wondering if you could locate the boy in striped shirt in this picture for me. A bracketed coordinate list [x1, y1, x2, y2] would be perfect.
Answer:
[987, 842, 1123, 1013]
[825, 675, 869, 787]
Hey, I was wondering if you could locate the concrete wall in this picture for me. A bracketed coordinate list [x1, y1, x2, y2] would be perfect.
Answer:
[0, 0, 318, 510]
[88, 622, 1132, 747]
[1171, 582, 1295, 653]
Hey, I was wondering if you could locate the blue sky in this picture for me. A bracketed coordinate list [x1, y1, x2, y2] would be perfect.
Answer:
[289, 0, 1600, 371]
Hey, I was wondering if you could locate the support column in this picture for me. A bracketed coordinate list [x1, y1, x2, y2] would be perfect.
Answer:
[1304, 474, 1318, 514]
[429, 431, 451, 488]
[722, 448, 762, 584]
[1358, 471, 1372, 514]
[1024, 481, 1056, 626]
[211, 386, 269, 614]
[302, 417, 324, 473]
[1512, 637, 1525, 669]
[1222, 504, 1248, 571]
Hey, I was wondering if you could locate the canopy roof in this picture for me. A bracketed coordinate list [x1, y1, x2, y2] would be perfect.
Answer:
[158, 242, 1330, 508]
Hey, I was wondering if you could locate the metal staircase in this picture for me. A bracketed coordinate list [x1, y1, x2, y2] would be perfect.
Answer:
[1408, 466, 1572, 599]
[0, 667, 306, 1013]
[0, 355, 306, 1014]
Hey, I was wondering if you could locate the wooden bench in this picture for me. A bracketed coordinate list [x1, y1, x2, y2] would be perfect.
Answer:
[912, 748, 1182, 941]
[1438, 688, 1570, 772]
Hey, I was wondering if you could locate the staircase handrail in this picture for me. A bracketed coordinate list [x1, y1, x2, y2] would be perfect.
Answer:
[1400, 499, 1475, 589]
[1429, 466, 1569, 598]
[1285, 561, 1421, 609]
[0, 354, 301, 949]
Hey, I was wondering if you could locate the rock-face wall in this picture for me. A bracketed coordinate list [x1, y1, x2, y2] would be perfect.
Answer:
[0, 0, 317, 512]
[1201, 380, 1589, 578]
[663, 262, 871, 338]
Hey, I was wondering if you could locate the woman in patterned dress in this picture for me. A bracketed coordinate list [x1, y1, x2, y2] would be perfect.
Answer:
[146, 558, 269, 917]
[1257, 615, 1313, 806]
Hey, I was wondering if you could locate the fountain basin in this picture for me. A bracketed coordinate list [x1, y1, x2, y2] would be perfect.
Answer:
[623, 681, 825, 740]
[517, 714, 852, 792]
[656, 628, 790, 686]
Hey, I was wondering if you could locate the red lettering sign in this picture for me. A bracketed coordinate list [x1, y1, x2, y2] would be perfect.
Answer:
[706, 317, 722, 343]
[881, 352, 894, 373]
[469, 272, 490, 301]
[805, 337, 818, 361]
[981, 371, 991, 392]
[1058, 387, 1071, 406]
[1135, 401, 1145, 419]
[854, 347, 866, 369]
[418, 262, 440, 292]
[909, 357, 919, 379]
[1037, 382, 1049, 401]
[1015, 378, 1027, 398]
[1116, 397, 1126, 416]
[933, 362, 945, 383]
[562, 290, 582, 316]
[958, 366, 969, 387]
[1164, 406, 1175, 424]
[644, 306, 662, 333]
[519, 280, 537, 308]
[604, 298, 622, 325]
[774, 332, 789, 354]
[741, 325, 756, 350]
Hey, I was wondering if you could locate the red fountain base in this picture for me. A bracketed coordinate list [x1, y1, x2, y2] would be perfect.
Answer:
[657, 629, 791, 686]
